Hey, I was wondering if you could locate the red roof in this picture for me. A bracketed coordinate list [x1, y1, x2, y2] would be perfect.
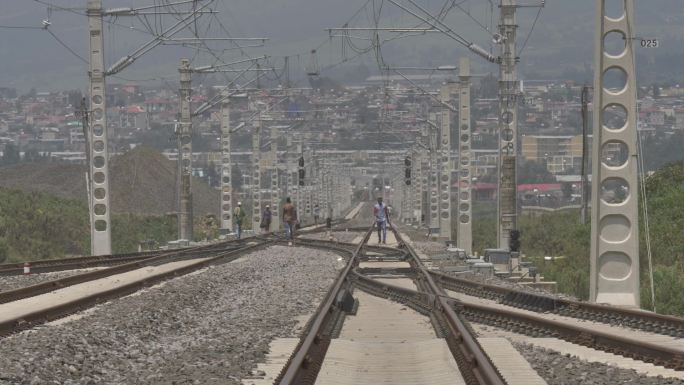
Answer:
[518, 183, 561, 192]
[126, 105, 145, 114]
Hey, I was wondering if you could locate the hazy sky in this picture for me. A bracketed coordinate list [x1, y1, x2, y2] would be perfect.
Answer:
[1, 0, 682, 91]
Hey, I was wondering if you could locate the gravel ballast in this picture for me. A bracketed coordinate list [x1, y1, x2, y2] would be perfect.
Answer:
[514, 342, 684, 385]
[0, 270, 90, 293]
[300, 231, 364, 244]
[0, 245, 343, 385]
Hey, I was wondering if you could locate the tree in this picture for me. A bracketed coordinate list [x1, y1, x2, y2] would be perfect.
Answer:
[2, 144, 21, 165]
[0, 238, 8, 263]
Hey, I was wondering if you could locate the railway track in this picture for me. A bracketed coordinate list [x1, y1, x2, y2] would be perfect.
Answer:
[360, 228, 684, 374]
[0, 236, 266, 305]
[274, 225, 506, 385]
[429, 269, 684, 338]
[271, 223, 683, 384]
[0, 236, 275, 337]
[0, 237, 258, 277]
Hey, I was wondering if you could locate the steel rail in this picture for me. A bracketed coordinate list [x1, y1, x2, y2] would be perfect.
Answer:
[456, 300, 684, 370]
[0, 250, 160, 276]
[0, 238, 274, 337]
[388, 227, 507, 385]
[352, 270, 684, 372]
[430, 270, 684, 338]
[276, 223, 375, 385]
[0, 237, 268, 305]
[0, 237, 257, 276]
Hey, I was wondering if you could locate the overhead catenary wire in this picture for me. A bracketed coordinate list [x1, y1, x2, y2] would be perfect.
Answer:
[518, 6, 543, 56]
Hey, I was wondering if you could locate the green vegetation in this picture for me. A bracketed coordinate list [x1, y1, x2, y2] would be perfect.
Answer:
[0, 188, 89, 262]
[637, 162, 684, 315]
[0, 188, 178, 263]
[468, 162, 684, 316]
[111, 214, 177, 254]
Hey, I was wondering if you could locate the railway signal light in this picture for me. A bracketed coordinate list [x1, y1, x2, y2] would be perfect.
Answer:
[298, 156, 305, 186]
[509, 229, 521, 252]
[404, 156, 412, 186]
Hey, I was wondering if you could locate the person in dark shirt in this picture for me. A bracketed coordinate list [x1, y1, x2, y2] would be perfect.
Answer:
[260, 205, 272, 233]
[282, 197, 298, 245]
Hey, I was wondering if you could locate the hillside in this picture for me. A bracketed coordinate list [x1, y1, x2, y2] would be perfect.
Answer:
[470, 162, 684, 316]
[0, 147, 219, 217]
[0, 188, 178, 262]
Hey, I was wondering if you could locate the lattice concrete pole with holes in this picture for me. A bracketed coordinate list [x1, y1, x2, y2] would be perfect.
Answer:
[497, 0, 519, 250]
[412, 146, 423, 225]
[219, 93, 233, 233]
[439, 83, 454, 239]
[252, 115, 262, 229]
[270, 126, 281, 231]
[295, 142, 302, 216]
[87, 0, 112, 255]
[428, 113, 440, 235]
[321, 159, 330, 219]
[334, 166, 342, 217]
[178, 58, 193, 241]
[457, 57, 473, 255]
[590, 0, 640, 307]
[345, 167, 352, 213]
[313, 156, 320, 220]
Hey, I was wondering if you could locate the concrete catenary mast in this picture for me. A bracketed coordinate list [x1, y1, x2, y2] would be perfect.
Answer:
[497, 0, 519, 250]
[457, 57, 473, 255]
[178, 58, 193, 241]
[590, 0, 640, 307]
[220, 93, 233, 233]
[439, 84, 454, 239]
[87, 0, 112, 255]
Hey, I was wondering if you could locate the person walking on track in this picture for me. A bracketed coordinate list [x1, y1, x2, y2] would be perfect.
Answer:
[373, 197, 390, 244]
[313, 204, 321, 226]
[260, 205, 272, 233]
[282, 197, 298, 245]
[234, 202, 246, 239]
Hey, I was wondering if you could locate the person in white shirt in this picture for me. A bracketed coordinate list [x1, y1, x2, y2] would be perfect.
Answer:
[373, 197, 390, 244]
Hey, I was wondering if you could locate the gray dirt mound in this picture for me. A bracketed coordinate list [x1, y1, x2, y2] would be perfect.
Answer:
[0, 147, 218, 217]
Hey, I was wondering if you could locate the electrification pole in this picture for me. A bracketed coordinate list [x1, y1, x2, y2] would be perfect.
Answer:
[428, 113, 440, 235]
[590, 0, 639, 307]
[220, 92, 233, 233]
[270, 125, 281, 231]
[412, 145, 423, 225]
[580, 86, 590, 225]
[252, 114, 262, 229]
[457, 57, 473, 255]
[497, 0, 519, 250]
[178, 58, 193, 241]
[87, 0, 112, 255]
[439, 83, 454, 239]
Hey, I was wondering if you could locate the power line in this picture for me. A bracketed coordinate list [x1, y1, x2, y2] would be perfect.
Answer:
[0, 25, 44, 30]
[45, 27, 88, 63]
[518, 6, 542, 56]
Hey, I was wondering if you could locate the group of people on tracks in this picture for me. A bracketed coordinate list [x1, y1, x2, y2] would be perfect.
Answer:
[231, 198, 300, 245]
[231, 197, 392, 245]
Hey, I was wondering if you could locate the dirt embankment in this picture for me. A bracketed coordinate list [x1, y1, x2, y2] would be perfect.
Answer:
[0, 147, 219, 217]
